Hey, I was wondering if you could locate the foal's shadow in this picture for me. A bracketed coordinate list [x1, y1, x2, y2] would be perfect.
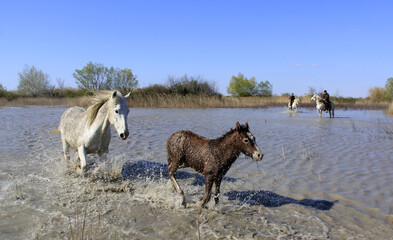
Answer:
[224, 190, 335, 210]
[121, 160, 335, 211]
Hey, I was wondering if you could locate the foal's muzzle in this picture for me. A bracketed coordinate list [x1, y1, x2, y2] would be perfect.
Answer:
[253, 152, 263, 161]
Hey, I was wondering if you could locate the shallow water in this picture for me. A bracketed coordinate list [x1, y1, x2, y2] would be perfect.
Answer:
[0, 106, 392, 239]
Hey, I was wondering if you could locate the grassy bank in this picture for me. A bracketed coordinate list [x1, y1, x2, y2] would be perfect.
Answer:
[1, 94, 391, 111]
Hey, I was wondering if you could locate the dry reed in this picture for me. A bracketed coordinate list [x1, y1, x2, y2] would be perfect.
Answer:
[68, 205, 101, 240]
[388, 101, 393, 116]
[1, 96, 91, 108]
[0, 94, 391, 110]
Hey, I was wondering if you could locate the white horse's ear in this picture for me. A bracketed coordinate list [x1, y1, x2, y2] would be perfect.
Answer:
[112, 91, 118, 98]
[124, 92, 131, 99]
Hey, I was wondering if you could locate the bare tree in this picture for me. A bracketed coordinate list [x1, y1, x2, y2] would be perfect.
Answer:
[17, 65, 51, 97]
[56, 78, 66, 97]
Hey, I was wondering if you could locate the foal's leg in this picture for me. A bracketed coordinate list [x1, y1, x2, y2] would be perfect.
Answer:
[168, 159, 186, 206]
[77, 145, 88, 173]
[213, 178, 223, 204]
[197, 175, 214, 207]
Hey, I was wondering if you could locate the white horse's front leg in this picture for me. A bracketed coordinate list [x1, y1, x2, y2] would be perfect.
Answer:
[318, 109, 322, 118]
[77, 145, 88, 173]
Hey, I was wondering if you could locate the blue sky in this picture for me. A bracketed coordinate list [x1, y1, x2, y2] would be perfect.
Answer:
[1, 0, 392, 97]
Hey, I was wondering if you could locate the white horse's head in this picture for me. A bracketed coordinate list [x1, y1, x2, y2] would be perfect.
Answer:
[108, 91, 131, 140]
[310, 94, 320, 101]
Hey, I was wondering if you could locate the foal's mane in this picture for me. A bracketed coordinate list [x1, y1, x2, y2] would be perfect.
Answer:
[216, 124, 249, 141]
[86, 91, 122, 126]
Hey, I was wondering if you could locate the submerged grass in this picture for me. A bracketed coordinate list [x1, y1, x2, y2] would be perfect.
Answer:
[0, 94, 391, 111]
[68, 205, 101, 240]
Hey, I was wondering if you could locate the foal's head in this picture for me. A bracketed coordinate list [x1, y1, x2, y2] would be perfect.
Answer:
[108, 91, 131, 140]
[234, 122, 263, 161]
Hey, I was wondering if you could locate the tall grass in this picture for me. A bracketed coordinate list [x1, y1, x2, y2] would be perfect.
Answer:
[68, 206, 102, 240]
[388, 101, 393, 116]
[127, 94, 290, 108]
[0, 94, 391, 110]
[0, 96, 91, 108]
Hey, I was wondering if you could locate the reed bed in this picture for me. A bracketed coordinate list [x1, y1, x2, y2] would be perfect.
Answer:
[0, 96, 91, 108]
[388, 101, 393, 116]
[128, 95, 290, 108]
[0, 94, 391, 111]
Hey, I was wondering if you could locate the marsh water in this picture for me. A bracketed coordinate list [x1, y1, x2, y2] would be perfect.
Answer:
[0, 106, 392, 239]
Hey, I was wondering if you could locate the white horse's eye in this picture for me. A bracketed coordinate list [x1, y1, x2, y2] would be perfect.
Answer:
[115, 110, 119, 114]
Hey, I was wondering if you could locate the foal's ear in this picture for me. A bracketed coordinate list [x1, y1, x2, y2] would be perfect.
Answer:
[124, 92, 131, 99]
[245, 122, 249, 129]
[236, 122, 241, 131]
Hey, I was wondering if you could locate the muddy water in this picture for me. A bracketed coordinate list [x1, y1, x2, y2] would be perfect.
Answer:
[0, 106, 392, 239]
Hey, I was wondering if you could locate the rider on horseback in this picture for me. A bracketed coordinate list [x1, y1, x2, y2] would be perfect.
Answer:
[322, 90, 330, 112]
[289, 93, 295, 110]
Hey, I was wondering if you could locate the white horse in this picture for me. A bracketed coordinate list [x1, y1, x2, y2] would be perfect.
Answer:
[310, 94, 335, 118]
[59, 91, 130, 173]
[288, 98, 299, 111]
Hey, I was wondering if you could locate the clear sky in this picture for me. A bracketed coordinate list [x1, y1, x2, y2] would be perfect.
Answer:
[1, 0, 392, 97]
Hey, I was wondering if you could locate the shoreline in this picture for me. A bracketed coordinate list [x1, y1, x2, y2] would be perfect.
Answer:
[0, 95, 390, 111]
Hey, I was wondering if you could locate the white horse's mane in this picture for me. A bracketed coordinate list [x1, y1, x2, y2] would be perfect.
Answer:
[86, 91, 123, 126]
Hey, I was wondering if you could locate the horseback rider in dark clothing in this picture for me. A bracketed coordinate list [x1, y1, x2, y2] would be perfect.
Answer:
[322, 90, 330, 112]
[289, 93, 295, 110]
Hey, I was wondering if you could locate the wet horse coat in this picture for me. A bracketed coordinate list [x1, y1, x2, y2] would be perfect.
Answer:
[167, 122, 263, 207]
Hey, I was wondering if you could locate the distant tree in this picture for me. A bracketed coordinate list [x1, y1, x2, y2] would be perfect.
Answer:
[73, 62, 138, 91]
[0, 83, 6, 98]
[51, 78, 66, 97]
[255, 80, 273, 97]
[17, 65, 51, 97]
[167, 75, 217, 96]
[227, 73, 257, 97]
[73, 62, 107, 90]
[307, 86, 317, 96]
[112, 68, 138, 92]
[368, 87, 385, 101]
[384, 77, 393, 100]
[227, 73, 272, 97]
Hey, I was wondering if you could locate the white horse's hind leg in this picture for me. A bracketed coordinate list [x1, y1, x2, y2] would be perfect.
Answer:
[61, 135, 70, 161]
[77, 145, 88, 173]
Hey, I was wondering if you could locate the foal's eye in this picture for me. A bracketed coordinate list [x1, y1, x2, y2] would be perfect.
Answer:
[243, 138, 249, 143]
